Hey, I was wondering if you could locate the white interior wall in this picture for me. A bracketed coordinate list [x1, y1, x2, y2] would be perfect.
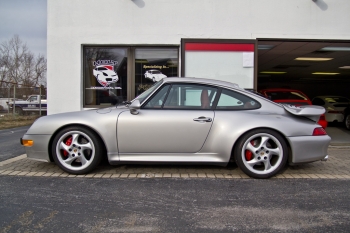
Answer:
[185, 52, 254, 88]
[47, 0, 350, 114]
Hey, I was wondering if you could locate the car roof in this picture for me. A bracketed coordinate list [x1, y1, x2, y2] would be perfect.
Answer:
[163, 77, 241, 89]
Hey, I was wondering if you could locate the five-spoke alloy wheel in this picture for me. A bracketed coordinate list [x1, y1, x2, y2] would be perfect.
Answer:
[234, 129, 288, 179]
[52, 126, 103, 174]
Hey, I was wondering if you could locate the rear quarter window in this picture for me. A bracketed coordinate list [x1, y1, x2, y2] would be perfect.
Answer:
[216, 89, 261, 110]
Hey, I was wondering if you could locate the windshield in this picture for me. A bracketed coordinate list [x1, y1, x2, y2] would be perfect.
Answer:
[134, 80, 163, 103]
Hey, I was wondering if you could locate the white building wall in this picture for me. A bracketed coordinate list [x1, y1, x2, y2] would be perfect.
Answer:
[47, 0, 350, 114]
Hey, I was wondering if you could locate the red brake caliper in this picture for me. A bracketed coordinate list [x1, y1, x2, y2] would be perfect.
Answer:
[245, 140, 255, 161]
[63, 136, 72, 157]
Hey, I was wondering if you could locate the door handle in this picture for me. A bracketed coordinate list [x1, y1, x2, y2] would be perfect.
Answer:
[193, 116, 212, 122]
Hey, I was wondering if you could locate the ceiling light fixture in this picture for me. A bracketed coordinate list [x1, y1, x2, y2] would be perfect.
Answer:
[339, 66, 350, 69]
[312, 72, 340, 75]
[258, 45, 275, 50]
[295, 57, 333, 61]
[320, 47, 350, 52]
[260, 71, 286, 74]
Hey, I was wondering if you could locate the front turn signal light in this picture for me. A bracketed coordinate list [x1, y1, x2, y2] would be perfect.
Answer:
[313, 127, 327, 136]
[21, 139, 34, 147]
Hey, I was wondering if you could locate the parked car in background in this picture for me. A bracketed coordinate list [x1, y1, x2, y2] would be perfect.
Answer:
[259, 88, 311, 105]
[312, 96, 350, 123]
[259, 88, 327, 129]
[7, 95, 47, 115]
[144, 70, 167, 82]
[0, 98, 22, 112]
[343, 105, 350, 130]
[21, 78, 330, 179]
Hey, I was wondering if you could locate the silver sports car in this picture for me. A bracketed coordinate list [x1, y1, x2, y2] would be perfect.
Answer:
[21, 78, 330, 178]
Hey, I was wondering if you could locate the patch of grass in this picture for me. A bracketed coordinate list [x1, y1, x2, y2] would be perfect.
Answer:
[0, 113, 40, 130]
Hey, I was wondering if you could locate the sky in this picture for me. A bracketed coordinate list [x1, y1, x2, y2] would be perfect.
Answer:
[0, 0, 47, 57]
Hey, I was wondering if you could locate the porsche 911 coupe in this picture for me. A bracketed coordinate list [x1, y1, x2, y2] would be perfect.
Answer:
[21, 78, 330, 178]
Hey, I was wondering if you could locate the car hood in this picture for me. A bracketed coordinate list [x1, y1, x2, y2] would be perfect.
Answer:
[25, 107, 128, 135]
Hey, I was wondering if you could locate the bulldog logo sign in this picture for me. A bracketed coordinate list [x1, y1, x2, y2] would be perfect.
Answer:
[92, 61, 119, 87]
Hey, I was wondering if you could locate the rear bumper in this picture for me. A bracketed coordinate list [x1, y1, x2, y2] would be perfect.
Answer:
[287, 135, 331, 164]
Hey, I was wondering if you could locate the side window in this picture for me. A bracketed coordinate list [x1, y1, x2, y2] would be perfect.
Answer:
[216, 89, 260, 110]
[143, 85, 170, 109]
[163, 84, 217, 109]
[29, 96, 37, 101]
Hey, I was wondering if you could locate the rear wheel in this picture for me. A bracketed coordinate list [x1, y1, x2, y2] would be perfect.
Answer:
[51, 126, 103, 174]
[345, 114, 350, 130]
[15, 107, 23, 115]
[234, 129, 288, 179]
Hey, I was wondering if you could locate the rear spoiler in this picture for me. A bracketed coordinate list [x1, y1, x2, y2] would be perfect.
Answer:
[283, 104, 325, 122]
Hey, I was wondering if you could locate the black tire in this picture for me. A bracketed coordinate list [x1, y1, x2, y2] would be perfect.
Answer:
[15, 107, 23, 115]
[345, 114, 350, 130]
[234, 129, 288, 179]
[51, 126, 103, 174]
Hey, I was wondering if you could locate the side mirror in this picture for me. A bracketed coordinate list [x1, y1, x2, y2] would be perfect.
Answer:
[129, 99, 141, 115]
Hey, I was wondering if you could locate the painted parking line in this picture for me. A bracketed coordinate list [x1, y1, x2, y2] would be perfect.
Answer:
[1, 149, 350, 179]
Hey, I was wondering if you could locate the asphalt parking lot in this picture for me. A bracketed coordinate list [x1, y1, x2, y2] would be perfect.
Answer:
[0, 147, 349, 179]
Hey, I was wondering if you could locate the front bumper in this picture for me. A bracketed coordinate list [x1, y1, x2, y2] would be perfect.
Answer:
[21, 134, 52, 162]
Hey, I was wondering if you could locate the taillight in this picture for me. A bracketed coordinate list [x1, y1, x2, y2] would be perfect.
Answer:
[313, 127, 327, 136]
[328, 110, 342, 114]
[319, 114, 326, 121]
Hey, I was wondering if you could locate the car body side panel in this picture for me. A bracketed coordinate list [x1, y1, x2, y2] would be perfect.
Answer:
[115, 153, 223, 164]
[117, 110, 214, 154]
[24, 108, 127, 161]
[198, 109, 323, 163]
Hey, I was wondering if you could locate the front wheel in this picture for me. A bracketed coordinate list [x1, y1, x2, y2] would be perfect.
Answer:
[234, 129, 288, 179]
[345, 114, 350, 130]
[51, 126, 103, 174]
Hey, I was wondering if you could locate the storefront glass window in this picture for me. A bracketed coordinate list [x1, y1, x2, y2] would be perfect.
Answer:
[84, 47, 127, 107]
[135, 48, 178, 97]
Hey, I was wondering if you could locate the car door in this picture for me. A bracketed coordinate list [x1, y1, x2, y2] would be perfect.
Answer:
[117, 83, 218, 154]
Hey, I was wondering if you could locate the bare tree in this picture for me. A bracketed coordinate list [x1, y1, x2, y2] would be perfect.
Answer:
[0, 35, 46, 90]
